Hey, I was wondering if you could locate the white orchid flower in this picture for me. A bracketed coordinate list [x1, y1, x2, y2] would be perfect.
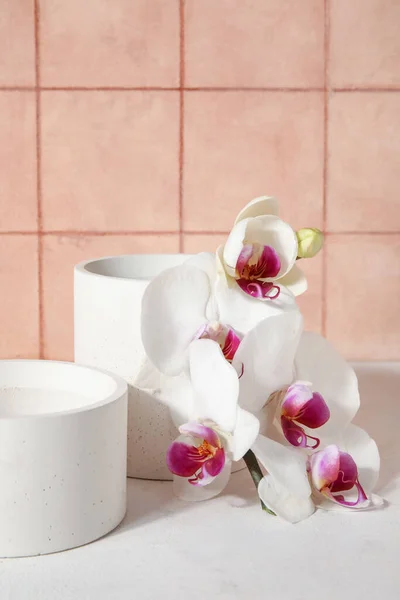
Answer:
[251, 434, 315, 523]
[264, 333, 361, 451]
[245, 333, 382, 521]
[220, 196, 308, 298]
[253, 424, 381, 523]
[165, 339, 260, 501]
[308, 424, 381, 511]
[141, 251, 299, 376]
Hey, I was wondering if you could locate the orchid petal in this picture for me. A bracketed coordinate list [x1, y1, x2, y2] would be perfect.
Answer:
[309, 445, 340, 491]
[316, 493, 384, 512]
[258, 475, 315, 523]
[205, 447, 226, 476]
[166, 437, 207, 478]
[173, 458, 232, 501]
[234, 196, 279, 224]
[221, 327, 241, 362]
[340, 425, 380, 494]
[278, 264, 308, 296]
[281, 382, 313, 418]
[189, 339, 239, 432]
[295, 333, 360, 437]
[320, 480, 368, 507]
[191, 448, 226, 487]
[233, 312, 302, 413]
[223, 218, 248, 278]
[179, 422, 220, 448]
[282, 384, 330, 429]
[184, 252, 217, 281]
[185, 252, 219, 322]
[252, 434, 312, 500]
[149, 370, 194, 428]
[293, 393, 330, 429]
[141, 265, 211, 375]
[232, 408, 260, 461]
[330, 452, 358, 493]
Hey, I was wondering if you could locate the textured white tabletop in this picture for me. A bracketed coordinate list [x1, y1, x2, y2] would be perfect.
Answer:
[1, 363, 399, 600]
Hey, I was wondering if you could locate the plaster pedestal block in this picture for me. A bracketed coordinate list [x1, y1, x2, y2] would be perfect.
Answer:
[74, 254, 245, 480]
[0, 360, 127, 558]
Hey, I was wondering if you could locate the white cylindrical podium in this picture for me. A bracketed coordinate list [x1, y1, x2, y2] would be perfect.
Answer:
[0, 360, 127, 558]
[74, 255, 188, 480]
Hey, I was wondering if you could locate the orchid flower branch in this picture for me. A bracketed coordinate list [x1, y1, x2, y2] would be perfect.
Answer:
[140, 196, 383, 523]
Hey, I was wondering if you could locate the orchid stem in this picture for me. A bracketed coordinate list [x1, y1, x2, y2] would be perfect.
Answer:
[243, 450, 276, 516]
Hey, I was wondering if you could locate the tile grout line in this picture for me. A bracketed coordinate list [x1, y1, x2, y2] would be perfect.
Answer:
[1, 230, 400, 236]
[178, 0, 185, 252]
[1, 86, 400, 93]
[321, 0, 330, 338]
[34, 0, 44, 359]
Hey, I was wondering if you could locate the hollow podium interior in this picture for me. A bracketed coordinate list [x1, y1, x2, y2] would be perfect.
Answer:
[84, 253, 190, 279]
[0, 360, 120, 417]
[74, 254, 246, 480]
[0, 360, 127, 558]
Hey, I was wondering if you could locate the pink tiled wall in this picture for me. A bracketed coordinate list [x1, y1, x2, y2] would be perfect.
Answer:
[1, 0, 400, 361]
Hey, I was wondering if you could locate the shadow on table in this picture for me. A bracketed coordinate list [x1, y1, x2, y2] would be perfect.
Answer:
[354, 363, 400, 495]
[109, 477, 193, 537]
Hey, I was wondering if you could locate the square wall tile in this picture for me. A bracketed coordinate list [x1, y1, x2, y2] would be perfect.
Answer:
[327, 93, 400, 232]
[42, 233, 179, 360]
[41, 91, 179, 232]
[182, 233, 227, 254]
[0, 235, 39, 358]
[183, 233, 322, 333]
[0, 92, 37, 231]
[183, 91, 324, 231]
[0, 0, 35, 86]
[330, 0, 400, 88]
[40, 0, 179, 87]
[185, 0, 324, 88]
[326, 235, 400, 360]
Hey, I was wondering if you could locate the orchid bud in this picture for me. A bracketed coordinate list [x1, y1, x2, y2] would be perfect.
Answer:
[296, 228, 324, 259]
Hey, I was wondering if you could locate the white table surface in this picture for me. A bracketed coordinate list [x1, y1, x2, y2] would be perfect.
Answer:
[1, 363, 400, 600]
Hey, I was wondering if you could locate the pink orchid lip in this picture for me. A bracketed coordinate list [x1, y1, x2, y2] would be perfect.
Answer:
[281, 417, 321, 449]
[236, 279, 281, 299]
[189, 447, 225, 486]
[280, 383, 330, 449]
[166, 422, 226, 487]
[236, 243, 281, 280]
[235, 244, 281, 300]
[195, 322, 241, 362]
[221, 327, 241, 361]
[309, 446, 368, 508]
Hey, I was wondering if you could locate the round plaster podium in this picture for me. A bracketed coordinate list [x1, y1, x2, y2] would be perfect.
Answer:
[74, 254, 187, 480]
[0, 360, 127, 558]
